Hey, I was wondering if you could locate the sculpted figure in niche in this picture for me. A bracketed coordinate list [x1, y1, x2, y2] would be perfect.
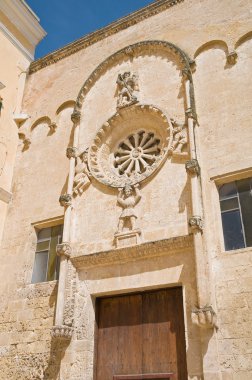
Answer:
[116, 72, 139, 108]
[169, 119, 188, 154]
[73, 149, 91, 195]
[117, 184, 141, 232]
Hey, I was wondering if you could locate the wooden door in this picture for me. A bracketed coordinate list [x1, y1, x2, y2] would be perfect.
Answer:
[96, 288, 187, 380]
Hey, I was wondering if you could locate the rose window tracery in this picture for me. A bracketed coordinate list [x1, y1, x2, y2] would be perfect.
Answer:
[113, 131, 161, 176]
[88, 104, 171, 188]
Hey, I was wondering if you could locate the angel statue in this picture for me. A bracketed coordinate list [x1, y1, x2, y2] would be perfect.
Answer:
[117, 183, 141, 232]
[116, 72, 139, 108]
[73, 149, 91, 195]
[168, 118, 188, 154]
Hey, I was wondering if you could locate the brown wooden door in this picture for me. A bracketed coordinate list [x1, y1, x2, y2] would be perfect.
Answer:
[96, 288, 187, 380]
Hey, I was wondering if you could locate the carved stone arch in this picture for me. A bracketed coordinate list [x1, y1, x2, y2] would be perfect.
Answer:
[194, 40, 238, 66]
[73, 40, 195, 115]
[194, 40, 229, 59]
[31, 116, 57, 135]
[235, 31, 252, 50]
[56, 100, 76, 115]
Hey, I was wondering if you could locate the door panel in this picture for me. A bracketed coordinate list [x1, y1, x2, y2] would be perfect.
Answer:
[96, 288, 187, 380]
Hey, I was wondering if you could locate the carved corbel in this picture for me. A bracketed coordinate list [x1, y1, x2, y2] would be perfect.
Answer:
[191, 306, 217, 329]
[185, 159, 200, 176]
[59, 194, 72, 207]
[66, 146, 78, 159]
[18, 133, 31, 151]
[51, 325, 73, 340]
[189, 215, 203, 231]
[48, 121, 57, 133]
[71, 110, 81, 124]
[56, 242, 72, 258]
[227, 51, 238, 65]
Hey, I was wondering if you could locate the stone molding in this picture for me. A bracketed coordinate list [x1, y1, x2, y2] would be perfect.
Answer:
[189, 216, 203, 231]
[71, 235, 193, 268]
[51, 325, 73, 340]
[56, 243, 72, 258]
[191, 306, 217, 329]
[29, 0, 184, 73]
[185, 159, 200, 175]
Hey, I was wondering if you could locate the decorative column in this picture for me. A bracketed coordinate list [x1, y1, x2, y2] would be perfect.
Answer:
[183, 68, 216, 327]
[52, 110, 81, 340]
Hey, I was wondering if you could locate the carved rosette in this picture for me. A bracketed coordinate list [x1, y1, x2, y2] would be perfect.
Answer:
[66, 146, 78, 159]
[56, 242, 72, 258]
[191, 306, 217, 329]
[185, 159, 200, 175]
[88, 104, 171, 188]
[189, 216, 203, 231]
[51, 325, 73, 340]
[59, 194, 72, 207]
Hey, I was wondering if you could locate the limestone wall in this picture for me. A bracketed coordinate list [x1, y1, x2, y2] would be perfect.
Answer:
[0, 0, 251, 379]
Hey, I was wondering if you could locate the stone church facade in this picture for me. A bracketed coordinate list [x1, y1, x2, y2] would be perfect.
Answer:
[0, 0, 252, 379]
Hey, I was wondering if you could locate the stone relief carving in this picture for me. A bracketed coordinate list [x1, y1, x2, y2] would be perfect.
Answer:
[56, 242, 72, 258]
[113, 131, 161, 176]
[117, 184, 141, 233]
[59, 194, 72, 207]
[73, 148, 91, 196]
[66, 146, 78, 159]
[185, 159, 200, 176]
[63, 262, 76, 328]
[88, 104, 171, 188]
[116, 72, 139, 108]
[168, 118, 188, 155]
[51, 325, 73, 340]
[226, 51, 238, 65]
[189, 215, 203, 231]
[18, 132, 31, 151]
[191, 306, 217, 329]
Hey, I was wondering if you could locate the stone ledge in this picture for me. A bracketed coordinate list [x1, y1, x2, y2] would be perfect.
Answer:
[71, 235, 193, 269]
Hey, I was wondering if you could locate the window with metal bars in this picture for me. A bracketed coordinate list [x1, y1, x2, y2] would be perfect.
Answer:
[219, 177, 252, 251]
[31, 225, 63, 283]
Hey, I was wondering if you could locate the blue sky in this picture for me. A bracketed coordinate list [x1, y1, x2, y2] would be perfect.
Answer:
[26, 0, 156, 59]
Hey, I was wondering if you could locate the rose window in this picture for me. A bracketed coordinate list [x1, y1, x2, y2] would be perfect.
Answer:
[113, 131, 161, 176]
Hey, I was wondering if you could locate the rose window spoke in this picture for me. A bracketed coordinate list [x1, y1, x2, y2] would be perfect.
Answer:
[114, 130, 161, 176]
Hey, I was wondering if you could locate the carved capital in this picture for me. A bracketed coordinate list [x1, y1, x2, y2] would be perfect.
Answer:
[66, 146, 78, 159]
[182, 67, 191, 80]
[185, 107, 196, 120]
[51, 325, 73, 340]
[189, 215, 203, 231]
[227, 51, 238, 65]
[59, 194, 72, 207]
[56, 242, 72, 258]
[191, 306, 217, 329]
[71, 110, 81, 123]
[185, 159, 200, 175]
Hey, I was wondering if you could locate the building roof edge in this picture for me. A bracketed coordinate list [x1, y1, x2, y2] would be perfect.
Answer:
[29, 0, 184, 74]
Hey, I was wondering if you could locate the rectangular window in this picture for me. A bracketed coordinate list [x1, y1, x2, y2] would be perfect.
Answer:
[31, 225, 63, 283]
[219, 177, 252, 251]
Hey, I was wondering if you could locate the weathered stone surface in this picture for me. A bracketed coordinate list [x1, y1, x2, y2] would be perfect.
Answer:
[0, 0, 252, 379]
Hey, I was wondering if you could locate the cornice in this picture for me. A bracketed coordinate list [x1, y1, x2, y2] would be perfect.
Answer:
[71, 235, 193, 269]
[29, 0, 184, 74]
[0, 0, 46, 54]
